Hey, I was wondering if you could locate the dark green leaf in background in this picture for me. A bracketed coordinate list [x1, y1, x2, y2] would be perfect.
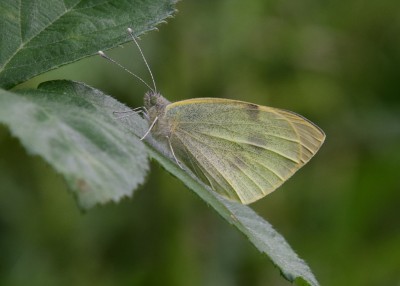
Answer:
[0, 80, 149, 208]
[0, 0, 177, 89]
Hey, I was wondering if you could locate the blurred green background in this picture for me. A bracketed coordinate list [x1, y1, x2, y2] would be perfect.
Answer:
[1, 0, 399, 285]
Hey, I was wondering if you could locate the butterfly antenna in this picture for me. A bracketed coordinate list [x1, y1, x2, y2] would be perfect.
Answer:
[97, 50, 155, 92]
[127, 28, 157, 92]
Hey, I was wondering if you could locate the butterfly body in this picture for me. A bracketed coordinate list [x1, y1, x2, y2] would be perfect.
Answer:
[144, 92, 325, 204]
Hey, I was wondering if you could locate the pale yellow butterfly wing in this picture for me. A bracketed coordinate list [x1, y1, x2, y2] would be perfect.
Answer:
[164, 98, 325, 204]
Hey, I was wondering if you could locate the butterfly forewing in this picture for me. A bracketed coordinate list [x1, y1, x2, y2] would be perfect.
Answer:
[164, 98, 325, 204]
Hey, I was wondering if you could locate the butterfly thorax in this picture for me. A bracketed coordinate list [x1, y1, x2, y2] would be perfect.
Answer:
[144, 91, 172, 139]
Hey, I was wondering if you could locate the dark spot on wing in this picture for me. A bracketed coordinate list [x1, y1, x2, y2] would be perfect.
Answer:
[247, 103, 259, 109]
[246, 103, 260, 120]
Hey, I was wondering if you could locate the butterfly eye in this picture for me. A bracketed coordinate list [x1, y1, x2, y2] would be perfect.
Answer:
[143, 91, 158, 107]
[150, 93, 159, 105]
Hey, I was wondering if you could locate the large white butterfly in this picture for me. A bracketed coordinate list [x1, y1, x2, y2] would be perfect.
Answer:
[143, 92, 325, 204]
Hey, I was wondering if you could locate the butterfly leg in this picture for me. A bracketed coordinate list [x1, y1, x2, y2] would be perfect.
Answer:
[167, 136, 183, 169]
[140, 116, 158, 140]
[136, 106, 149, 120]
[113, 106, 149, 120]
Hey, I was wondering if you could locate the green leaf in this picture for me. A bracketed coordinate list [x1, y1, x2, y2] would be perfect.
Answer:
[120, 108, 321, 286]
[0, 0, 177, 89]
[0, 80, 149, 209]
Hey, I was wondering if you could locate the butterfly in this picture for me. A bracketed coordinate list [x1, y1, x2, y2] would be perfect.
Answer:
[99, 28, 325, 204]
[142, 92, 325, 204]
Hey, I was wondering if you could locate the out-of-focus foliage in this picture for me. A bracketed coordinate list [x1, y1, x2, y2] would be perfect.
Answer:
[0, 0, 399, 286]
[0, 81, 149, 209]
